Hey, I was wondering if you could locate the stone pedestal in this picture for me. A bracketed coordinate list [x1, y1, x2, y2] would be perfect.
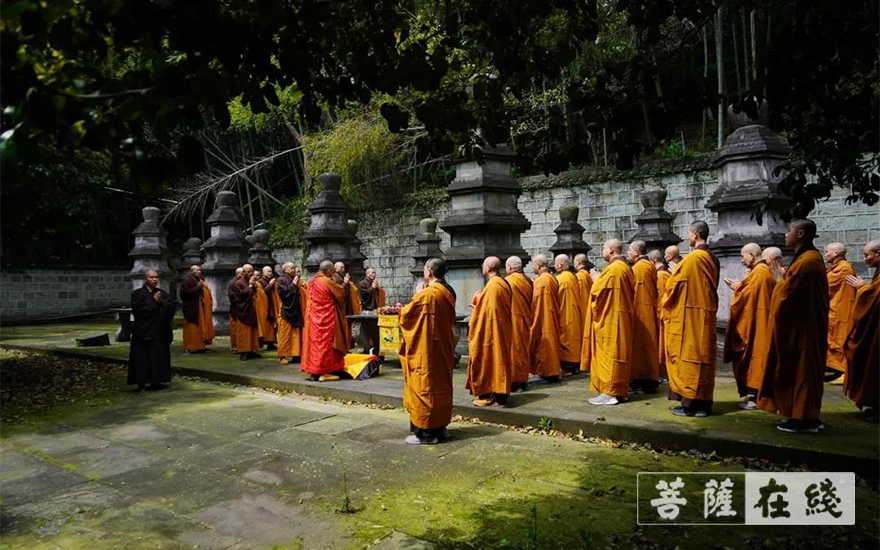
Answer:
[128, 206, 171, 290]
[440, 146, 531, 314]
[347, 219, 367, 280]
[706, 123, 793, 325]
[303, 173, 355, 274]
[410, 218, 444, 294]
[247, 229, 277, 269]
[632, 187, 681, 254]
[548, 204, 592, 268]
[201, 191, 249, 335]
[176, 237, 203, 287]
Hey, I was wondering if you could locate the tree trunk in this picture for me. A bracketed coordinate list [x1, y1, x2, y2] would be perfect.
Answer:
[715, 8, 725, 148]
[283, 116, 311, 194]
[741, 9, 751, 91]
[702, 25, 709, 148]
[750, 10, 758, 86]
[731, 14, 742, 95]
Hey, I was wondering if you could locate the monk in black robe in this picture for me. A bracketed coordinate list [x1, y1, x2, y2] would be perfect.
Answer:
[128, 270, 176, 391]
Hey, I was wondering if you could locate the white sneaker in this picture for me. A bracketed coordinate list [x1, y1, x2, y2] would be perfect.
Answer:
[588, 393, 620, 406]
[738, 400, 757, 410]
[405, 435, 439, 445]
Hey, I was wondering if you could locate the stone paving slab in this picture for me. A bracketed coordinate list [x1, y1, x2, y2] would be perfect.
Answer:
[2, 322, 878, 477]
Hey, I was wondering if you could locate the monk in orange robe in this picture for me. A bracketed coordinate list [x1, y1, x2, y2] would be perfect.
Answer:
[628, 240, 660, 394]
[574, 254, 593, 373]
[762, 246, 786, 281]
[722, 243, 775, 409]
[554, 254, 583, 374]
[648, 250, 670, 380]
[302, 260, 348, 381]
[528, 254, 561, 383]
[400, 258, 457, 444]
[843, 241, 879, 422]
[662, 221, 719, 417]
[467, 257, 513, 406]
[276, 262, 306, 364]
[227, 267, 243, 353]
[587, 239, 635, 405]
[254, 266, 277, 349]
[505, 256, 533, 392]
[180, 265, 214, 353]
[824, 242, 857, 382]
[758, 219, 829, 433]
[229, 264, 261, 360]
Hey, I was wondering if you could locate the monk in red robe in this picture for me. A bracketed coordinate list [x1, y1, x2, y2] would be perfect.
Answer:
[229, 264, 261, 360]
[528, 254, 561, 383]
[400, 258, 457, 444]
[467, 256, 513, 407]
[505, 256, 533, 392]
[276, 262, 306, 364]
[722, 243, 775, 409]
[662, 221, 719, 418]
[180, 265, 214, 353]
[628, 240, 660, 394]
[302, 260, 348, 381]
[823, 242, 857, 382]
[843, 241, 880, 422]
[758, 219, 829, 433]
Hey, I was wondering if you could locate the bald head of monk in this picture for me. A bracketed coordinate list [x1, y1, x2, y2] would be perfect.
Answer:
[627, 240, 647, 263]
[424, 257, 447, 282]
[482, 256, 501, 277]
[687, 220, 710, 247]
[281, 262, 295, 276]
[242, 264, 255, 278]
[144, 269, 159, 289]
[864, 240, 880, 269]
[319, 260, 334, 276]
[334, 261, 346, 275]
[601, 239, 623, 262]
[262, 266, 274, 279]
[740, 243, 762, 269]
[532, 253, 549, 275]
[785, 219, 818, 252]
[665, 245, 681, 264]
[189, 265, 202, 279]
[574, 253, 589, 271]
[824, 242, 847, 265]
[553, 254, 571, 273]
[235, 266, 244, 278]
[647, 249, 665, 268]
[506, 256, 524, 274]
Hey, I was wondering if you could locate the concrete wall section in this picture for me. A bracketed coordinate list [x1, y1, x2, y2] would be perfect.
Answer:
[1, 269, 130, 322]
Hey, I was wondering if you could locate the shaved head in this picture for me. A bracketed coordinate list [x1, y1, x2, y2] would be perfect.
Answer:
[574, 253, 588, 270]
[791, 219, 818, 240]
[689, 220, 710, 240]
[235, 267, 244, 276]
[319, 260, 334, 274]
[665, 245, 680, 261]
[262, 266, 274, 277]
[282, 262, 294, 270]
[554, 254, 570, 270]
[506, 256, 523, 273]
[868, 240, 880, 254]
[334, 261, 346, 273]
[647, 250, 663, 263]
[865, 241, 880, 269]
[741, 243, 762, 256]
[629, 240, 647, 255]
[189, 265, 201, 273]
[532, 254, 548, 268]
[242, 264, 254, 277]
[425, 257, 447, 278]
[604, 239, 623, 254]
[145, 269, 158, 278]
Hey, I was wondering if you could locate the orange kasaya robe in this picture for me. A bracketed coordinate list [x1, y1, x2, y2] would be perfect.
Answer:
[506, 272, 533, 384]
[254, 281, 276, 344]
[577, 269, 594, 373]
[589, 258, 635, 397]
[844, 272, 880, 410]
[400, 281, 457, 430]
[181, 275, 214, 351]
[656, 268, 671, 378]
[557, 270, 584, 365]
[229, 277, 260, 354]
[529, 271, 561, 378]
[723, 262, 775, 396]
[378, 285, 387, 308]
[276, 276, 307, 359]
[662, 248, 719, 402]
[301, 274, 348, 375]
[826, 260, 857, 373]
[467, 275, 513, 397]
[758, 248, 829, 420]
[631, 257, 659, 383]
[348, 282, 362, 315]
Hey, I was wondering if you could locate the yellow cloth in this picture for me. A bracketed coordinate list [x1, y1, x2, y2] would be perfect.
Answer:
[723, 262, 775, 394]
[506, 272, 534, 384]
[529, 272, 561, 378]
[276, 280, 306, 358]
[400, 282, 457, 430]
[758, 249, 829, 420]
[589, 259, 635, 397]
[662, 249, 719, 401]
[844, 274, 880, 410]
[630, 258, 659, 382]
[556, 270, 583, 364]
[467, 275, 513, 397]
[254, 282, 276, 344]
[656, 268, 671, 378]
[826, 260, 857, 372]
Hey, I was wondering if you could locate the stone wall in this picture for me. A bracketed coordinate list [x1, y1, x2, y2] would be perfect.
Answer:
[356, 161, 879, 305]
[1, 269, 130, 322]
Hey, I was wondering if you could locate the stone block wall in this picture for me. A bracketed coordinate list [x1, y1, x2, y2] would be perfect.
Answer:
[354, 164, 879, 304]
[1, 269, 130, 322]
